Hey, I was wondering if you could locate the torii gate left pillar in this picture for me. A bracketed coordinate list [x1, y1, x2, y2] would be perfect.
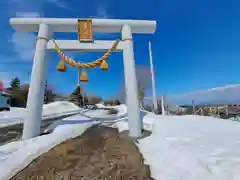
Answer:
[10, 18, 157, 140]
[21, 24, 51, 140]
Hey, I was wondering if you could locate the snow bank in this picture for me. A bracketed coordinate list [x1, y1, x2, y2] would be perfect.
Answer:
[95, 103, 127, 117]
[95, 103, 105, 108]
[0, 101, 80, 127]
[0, 107, 26, 121]
[112, 110, 149, 132]
[140, 114, 240, 180]
[42, 101, 80, 115]
[115, 104, 127, 117]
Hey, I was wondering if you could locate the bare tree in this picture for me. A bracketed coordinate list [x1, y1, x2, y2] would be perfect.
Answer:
[87, 95, 102, 104]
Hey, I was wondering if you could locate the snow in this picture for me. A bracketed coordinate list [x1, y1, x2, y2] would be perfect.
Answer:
[44, 109, 107, 133]
[44, 104, 128, 133]
[96, 103, 106, 108]
[114, 114, 240, 180]
[42, 101, 80, 113]
[1, 102, 240, 180]
[95, 104, 128, 116]
[0, 101, 81, 127]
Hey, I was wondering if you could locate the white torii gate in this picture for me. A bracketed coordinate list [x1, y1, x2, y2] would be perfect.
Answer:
[10, 18, 157, 140]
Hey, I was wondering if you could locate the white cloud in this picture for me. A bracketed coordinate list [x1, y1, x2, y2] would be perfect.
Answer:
[46, 0, 72, 11]
[96, 5, 110, 19]
[90, 3, 112, 19]
[8, 0, 73, 62]
[6, 0, 71, 22]
[10, 32, 36, 61]
[10, 11, 40, 62]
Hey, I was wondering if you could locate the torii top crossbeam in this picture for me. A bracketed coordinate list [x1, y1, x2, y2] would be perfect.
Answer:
[10, 18, 157, 34]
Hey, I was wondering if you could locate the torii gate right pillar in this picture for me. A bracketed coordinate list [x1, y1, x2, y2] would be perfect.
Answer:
[122, 24, 142, 137]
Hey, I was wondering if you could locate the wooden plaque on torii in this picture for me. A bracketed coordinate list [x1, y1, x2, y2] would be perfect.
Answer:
[78, 19, 94, 42]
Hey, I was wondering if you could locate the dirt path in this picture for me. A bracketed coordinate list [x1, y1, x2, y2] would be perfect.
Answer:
[11, 126, 153, 180]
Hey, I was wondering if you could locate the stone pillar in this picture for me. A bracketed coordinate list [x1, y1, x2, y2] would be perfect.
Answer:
[122, 24, 142, 138]
[22, 24, 52, 140]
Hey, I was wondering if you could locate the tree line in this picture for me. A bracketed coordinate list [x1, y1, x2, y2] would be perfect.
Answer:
[3, 75, 154, 109]
[4, 77, 123, 107]
[4, 77, 58, 107]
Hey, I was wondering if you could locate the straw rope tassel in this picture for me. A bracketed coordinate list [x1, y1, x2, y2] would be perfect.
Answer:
[57, 57, 67, 72]
[100, 59, 108, 71]
[80, 70, 88, 82]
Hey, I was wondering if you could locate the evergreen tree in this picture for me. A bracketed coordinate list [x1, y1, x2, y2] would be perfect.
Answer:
[70, 85, 83, 106]
[10, 77, 20, 89]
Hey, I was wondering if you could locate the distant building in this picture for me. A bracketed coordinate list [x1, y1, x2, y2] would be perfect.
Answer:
[1, 90, 26, 107]
[0, 92, 10, 111]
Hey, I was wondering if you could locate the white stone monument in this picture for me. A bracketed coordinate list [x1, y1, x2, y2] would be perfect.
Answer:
[10, 18, 157, 140]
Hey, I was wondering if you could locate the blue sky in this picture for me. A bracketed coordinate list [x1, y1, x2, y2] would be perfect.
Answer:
[0, 0, 240, 102]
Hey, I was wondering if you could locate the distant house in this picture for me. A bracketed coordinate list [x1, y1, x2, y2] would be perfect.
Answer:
[0, 92, 10, 111]
[1, 90, 26, 107]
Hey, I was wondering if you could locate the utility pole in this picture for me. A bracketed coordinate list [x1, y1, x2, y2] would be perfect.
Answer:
[161, 96, 165, 115]
[77, 70, 80, 87]
[192, 100, 195, 115]
[225, 105, 228, 117]
[164, 93, 168, 115]
[148, 41, 158, 112]
[44, 80, 48, 103]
